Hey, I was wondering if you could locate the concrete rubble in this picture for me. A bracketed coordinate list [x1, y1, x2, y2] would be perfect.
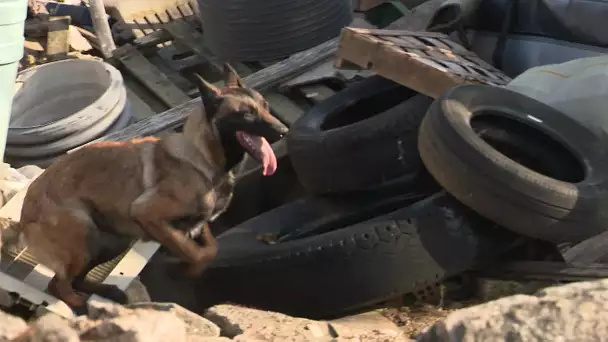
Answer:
[0, 300, 408, 342]
[4, 278, 608, 341]
[416, 278, 608, 342]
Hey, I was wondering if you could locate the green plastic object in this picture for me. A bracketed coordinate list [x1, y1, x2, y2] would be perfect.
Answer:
[0, 0, 27, 163]
[365, 0, 411, 28]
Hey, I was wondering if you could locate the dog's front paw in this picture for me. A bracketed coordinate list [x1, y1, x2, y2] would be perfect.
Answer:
[181, 262, 208, 277]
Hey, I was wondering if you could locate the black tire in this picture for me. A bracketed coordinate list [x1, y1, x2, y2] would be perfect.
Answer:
[418, 84, 608, 244]
[200, 191, 520, 318]
[197, 0, 352, 61]
[287, 76, 434, 194]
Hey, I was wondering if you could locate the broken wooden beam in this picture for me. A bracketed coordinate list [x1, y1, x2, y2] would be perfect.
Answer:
[95, 37, 340, 142]
[114, 44, 190, 107]
[88, 0, 117, 58]
[45, 16, 71, 60]
[335, 27, 511, 98]
[475, 261, 608, 282]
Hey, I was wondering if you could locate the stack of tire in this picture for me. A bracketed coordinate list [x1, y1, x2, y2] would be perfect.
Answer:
[417, 83, 608, 245]
[189, 76, 532, 319]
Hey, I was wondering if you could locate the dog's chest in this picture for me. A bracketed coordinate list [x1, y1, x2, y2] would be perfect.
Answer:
[197, 172, 235, 222]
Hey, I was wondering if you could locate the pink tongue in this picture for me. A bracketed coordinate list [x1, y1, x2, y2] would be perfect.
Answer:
[259, 136, 277, 176]
[237, 132, 277, 176]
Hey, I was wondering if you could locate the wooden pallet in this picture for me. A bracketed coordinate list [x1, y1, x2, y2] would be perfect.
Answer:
[335, 27, 512, 98]
[104, 12, 381, 135]
[109, 0, 200, 40]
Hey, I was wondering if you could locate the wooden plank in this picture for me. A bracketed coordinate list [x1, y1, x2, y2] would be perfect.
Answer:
[95, 38, 340, 142]
[263, 91, 306, 126]
[133, 28, 172, 48]
[335, 28, 461, 99]
[115, 44, 190, 107]
[163, 20, 222, 71]
[46, 16, 71, 60]
[562, 230, 608, 264]
[476, 261, 608, 282]
[296, 84, 336, 104]
[349, 28, 453, 39]
[335, 28, 510, 98]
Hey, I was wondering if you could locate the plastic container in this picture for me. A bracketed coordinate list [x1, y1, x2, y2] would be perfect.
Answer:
[0, 0, 27, 162]
[506, 55, 608, 137]
[6, 59, 132, 167]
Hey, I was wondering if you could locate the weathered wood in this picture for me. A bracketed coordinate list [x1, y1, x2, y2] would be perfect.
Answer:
[263, 91, 306, 126]
[163, 20, 222, 72]
[46, 16, 71, 60]
[335, 27, 510, 99]
[562, 230, 608, 264]
[353, 0, 388, 11]
[476, 261, 608, 282]
[114, 44, 191, 107]
[88, 0, 117, 58]
[96, 38, 340, 142]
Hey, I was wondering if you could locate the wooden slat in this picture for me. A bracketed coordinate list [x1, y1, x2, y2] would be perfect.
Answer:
[114, 44, 190, 107]
[476, 261, 608, 282]
[164, 21, 222, 72]
[562, 230, 608, 264]
[349, 28, 454, 39]
[94, 38, 340, 142]
[263, 91, 306, 126]
[336, 29, 460, 98]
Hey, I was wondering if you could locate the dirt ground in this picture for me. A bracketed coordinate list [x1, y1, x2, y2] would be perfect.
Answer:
[377, 278, 559, 338]
[379, 301, 480, 338]
[381, 304, 453, 338]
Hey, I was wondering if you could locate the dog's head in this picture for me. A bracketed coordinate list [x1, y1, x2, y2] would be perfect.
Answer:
[192, 63, 289, 176]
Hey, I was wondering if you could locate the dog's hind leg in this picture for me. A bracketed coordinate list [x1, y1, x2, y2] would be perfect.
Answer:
[22, 208, 95, 308]
[71, 231, 133, 304]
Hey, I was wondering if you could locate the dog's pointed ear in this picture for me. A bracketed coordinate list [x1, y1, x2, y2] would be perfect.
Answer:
[223, 63, 244, 88]
[193, 73, 221, 100]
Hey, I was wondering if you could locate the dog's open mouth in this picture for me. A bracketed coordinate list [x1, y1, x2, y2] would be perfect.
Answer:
[236, 131, 277, 176]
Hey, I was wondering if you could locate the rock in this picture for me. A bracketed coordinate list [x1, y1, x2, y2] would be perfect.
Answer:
[0, 164, 43, 208]
[0, 310, 28, 340]
[17, 165, 44, 181]
[205, 305, 409, 341]
[30, 314, 79, 342]
[78, 309, 186, 342]
[475, 278, 557, 302]
[1, 300, 223, 341]
[330, 311, 409, 341]
[127, 302, 221, 339]
[124, 278, 152, 304]
[77, 300, 187, 342]
[416, 278, 608, 342]
[205, 304, 337, 341]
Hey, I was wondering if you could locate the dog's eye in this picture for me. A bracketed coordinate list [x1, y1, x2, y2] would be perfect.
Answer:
[243, 112, 256, 121]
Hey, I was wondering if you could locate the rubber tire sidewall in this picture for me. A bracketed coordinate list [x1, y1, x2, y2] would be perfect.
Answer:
[288, 76, 434, 194]
[200, 192, 519, 318]
[418, 84, 608, 244]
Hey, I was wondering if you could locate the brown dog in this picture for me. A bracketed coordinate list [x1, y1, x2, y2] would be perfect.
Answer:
[1, 63, 288, 309]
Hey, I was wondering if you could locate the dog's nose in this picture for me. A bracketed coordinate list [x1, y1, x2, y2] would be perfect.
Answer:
[276, 124, 289, 135]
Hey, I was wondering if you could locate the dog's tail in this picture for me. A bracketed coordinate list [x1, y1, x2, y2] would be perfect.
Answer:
[0, 217, 24, 255]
